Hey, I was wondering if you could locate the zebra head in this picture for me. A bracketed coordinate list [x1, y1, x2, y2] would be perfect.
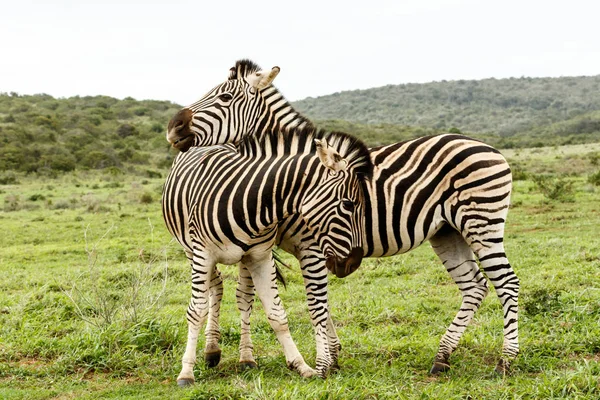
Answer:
[301, 133, 373, 278]
[167, 59, 304, 151]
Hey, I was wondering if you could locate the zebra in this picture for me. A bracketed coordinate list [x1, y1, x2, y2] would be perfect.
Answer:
[166, 59, 520, 376]
[162, 124, 373, 386]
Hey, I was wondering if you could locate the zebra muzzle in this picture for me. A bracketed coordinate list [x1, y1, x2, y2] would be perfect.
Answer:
[325, 247, 364, 278]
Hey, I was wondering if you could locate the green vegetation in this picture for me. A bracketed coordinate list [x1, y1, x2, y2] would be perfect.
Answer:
[0, 92, 179, 173]
[294, 75, 600, 148]
[1, 143, 599, 398]
[3, 75, 600, 176]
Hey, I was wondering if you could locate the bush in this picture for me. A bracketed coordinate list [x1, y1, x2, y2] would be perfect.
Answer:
[117, 124, 138, 138]
[28, 194, 46, 201]
[531, 174, 575, 202]
[0, 172, 19, 185]
[588, 170, 600, 186]
[140, 193, 153, 204]
[80, 151, 118, 169]
[511, 165, 528, 181]
[145, 170, 161, 179]
[47, 153, 77, 172]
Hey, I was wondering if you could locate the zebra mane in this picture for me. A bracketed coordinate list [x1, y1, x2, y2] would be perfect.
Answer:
[229, 59, 262, 80]
[237, 126, 373, 180]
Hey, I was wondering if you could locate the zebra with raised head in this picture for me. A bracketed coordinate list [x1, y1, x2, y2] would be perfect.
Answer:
[165, 59, 520, 377]
[162, 124, 372, 386]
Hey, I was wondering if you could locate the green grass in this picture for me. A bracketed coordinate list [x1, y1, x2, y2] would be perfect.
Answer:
[1, 146, 600, 399]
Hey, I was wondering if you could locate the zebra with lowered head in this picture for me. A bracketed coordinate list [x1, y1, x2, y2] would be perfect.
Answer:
[165, 59, 520, 377]
[162, 124, 373, 386]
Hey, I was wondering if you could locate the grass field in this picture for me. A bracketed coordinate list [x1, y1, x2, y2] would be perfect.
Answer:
[1, 145, 599, 399]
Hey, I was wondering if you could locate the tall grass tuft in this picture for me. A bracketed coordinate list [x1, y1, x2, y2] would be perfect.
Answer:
[64, 221, 169, 328]
[531, 174, 575, 202]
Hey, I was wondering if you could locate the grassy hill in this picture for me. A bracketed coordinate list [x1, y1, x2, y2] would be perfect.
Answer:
[3, 74, 600, 175]
[0, 93, 180, 174]
[294, 75, 600, 147]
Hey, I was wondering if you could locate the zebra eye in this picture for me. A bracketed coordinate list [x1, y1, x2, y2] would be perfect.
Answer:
[341, 200, 355, 212]
[218, 93, 233, 101]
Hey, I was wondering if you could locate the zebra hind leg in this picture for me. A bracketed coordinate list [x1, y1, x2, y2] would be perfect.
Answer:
[203, 266, 223, 368]
[236, 263, 258, 369]
[472, 240, 519, 375]
[428, 226, 489, 374]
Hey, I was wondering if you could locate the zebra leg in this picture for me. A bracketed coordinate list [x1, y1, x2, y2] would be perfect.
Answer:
[203, 266, 223, 368]
[326, 314, 342, 371]
[298, 248, 334, 377]
[473, 241, 519, 375]
[245, 255, 317, 378]
[177, 249, 214, 387]
[429, 226, 489, 374]
[236, 263, 258, 369]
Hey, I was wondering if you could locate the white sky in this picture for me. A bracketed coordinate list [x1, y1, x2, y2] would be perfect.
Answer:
[1, 0, 599, 106]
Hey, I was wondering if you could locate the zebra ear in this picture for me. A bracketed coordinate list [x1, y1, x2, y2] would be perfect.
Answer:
[246, 66, 280, 90]
[315, 139, 348, 172]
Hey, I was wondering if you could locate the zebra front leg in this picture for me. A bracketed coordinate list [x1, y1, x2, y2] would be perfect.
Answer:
[203, 266, 223, 368]
[326, 314, 342, 371]
[245, 255, 317, 378]
[299, 248, 334, 377]
[177, 250, 214, 387]
[475, 243, 519, 375]
[429, 227, 489, 374]
[236, 263, 258, 369]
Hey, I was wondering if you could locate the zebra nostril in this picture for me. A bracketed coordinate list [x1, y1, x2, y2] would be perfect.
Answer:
[168, 108, 193, 133]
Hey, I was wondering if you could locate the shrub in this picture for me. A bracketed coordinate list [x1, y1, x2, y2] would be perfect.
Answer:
[0, 172, 19, 185]
[150, 122, 164, 133]
[3, 194, 22, 211]
[48, 153, 77, 172]
[140, 193, 153, 204]
[531, 174, 575, 202]
[588, 170, 600, 186]
[28, 194, 46, 201]
[511, 165, 528, 181]
[145, 170, 161, 179]
[116, 124, 138, 138]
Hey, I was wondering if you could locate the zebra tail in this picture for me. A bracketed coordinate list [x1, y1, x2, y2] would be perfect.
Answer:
[273, 248, 293, 288]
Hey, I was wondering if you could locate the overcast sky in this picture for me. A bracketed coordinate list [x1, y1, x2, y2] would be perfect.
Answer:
[1, 0, 599, 106]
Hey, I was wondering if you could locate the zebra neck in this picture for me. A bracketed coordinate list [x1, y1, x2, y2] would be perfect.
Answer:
[249, 90, 314, 137]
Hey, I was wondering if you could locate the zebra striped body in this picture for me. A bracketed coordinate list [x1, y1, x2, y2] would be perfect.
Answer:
[162, 126, 372, 385]
[166, 59, 519, 376]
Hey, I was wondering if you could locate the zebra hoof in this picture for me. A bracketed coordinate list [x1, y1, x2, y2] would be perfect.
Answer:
[330, 360, 341, 372]
[429, 361, 450, 375]
[239, 360, 258, 370]
[204, 350, 222, 368]
[177, 378, 195, 388]
[494, 359, 510, 376]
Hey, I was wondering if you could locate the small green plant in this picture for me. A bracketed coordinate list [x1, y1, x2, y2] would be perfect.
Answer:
[140, 192, 153, 204]
[28, 194, 46, 202]
[64, 222, 169, 328]
[588, 170, 600, 186]
[531, 174, 575, 202]
[522, 288, 563, 316]
[511, 165, 528, 181]
[0, 172, 19, 185]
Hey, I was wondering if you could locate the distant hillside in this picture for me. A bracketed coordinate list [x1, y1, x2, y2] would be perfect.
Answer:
[3, 76, 600, 175]
[0, 93, 180, 174]
[294, 75, 600, 143]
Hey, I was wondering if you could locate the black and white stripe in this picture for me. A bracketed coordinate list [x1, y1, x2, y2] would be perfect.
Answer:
[162, 125, 372, 385]
[166, 59, 519, 376]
